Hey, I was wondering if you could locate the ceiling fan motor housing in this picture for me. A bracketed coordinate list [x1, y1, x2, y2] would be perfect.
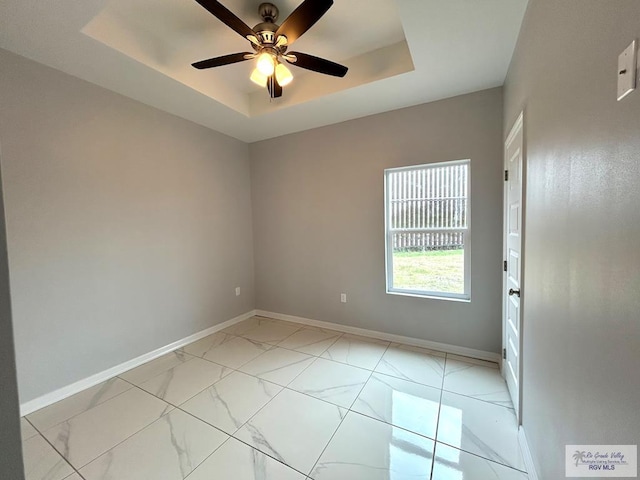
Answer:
[253, 24, 277, 45]
[258, 2, 279, 22]
[255, 3, 280, 45]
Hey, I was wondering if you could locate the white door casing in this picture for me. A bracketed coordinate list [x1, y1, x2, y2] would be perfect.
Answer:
[503, 112, 524, 421]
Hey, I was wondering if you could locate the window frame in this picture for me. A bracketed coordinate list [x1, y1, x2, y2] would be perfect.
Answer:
[384, 159, 471, 301]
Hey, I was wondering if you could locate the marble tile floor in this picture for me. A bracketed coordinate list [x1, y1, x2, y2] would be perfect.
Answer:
[20, 316, 528, 480]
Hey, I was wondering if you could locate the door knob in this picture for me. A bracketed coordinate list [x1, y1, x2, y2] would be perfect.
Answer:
[508, 288, 521, 297]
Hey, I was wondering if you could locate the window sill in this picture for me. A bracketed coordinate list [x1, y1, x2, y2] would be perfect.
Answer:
[386, 290, 471, 303]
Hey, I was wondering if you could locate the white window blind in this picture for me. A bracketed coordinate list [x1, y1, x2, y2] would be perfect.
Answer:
[385, 160, 471, 300]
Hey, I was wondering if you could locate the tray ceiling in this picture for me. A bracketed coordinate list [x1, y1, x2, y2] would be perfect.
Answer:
[0, 0, 529, 142]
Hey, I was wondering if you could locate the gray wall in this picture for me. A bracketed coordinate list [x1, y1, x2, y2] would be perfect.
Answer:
[0, 153, 25, 479]
[251, 88, 504, 353]
[0, 48, 255, 404]
[504, 1, 640, 477]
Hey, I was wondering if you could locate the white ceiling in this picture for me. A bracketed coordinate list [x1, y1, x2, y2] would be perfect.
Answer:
[0, 0, 528, 142]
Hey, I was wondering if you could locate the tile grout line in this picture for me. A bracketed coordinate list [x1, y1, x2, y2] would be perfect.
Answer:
[78, 375, 524, 480]
[238, 349, 316, 388]
[78, 378, 275, 479]
[69, 379, 229, 479]
[20, 322, 345, 476]
[25, 377, 138, 433]
[306, 341, 393, 479]
[345, 363, 443, 393]
[282, 347, 327, 388]
[143, 363, 312, 479]
[147, 334, 375, 419]
[207, 339, 392, 479]
[26, 316, 485, 418]
[30, 349, 239, 443]
[186, 344, 522, 475]
[219, 324, 350, 393]
[278, 329, 345, 359]
[24, 415, 85, 479]
[119, 329, 304, 410]
[212, 387, 313, 478]
[340, 408, 436, 443]
[22, 416, 79, 478]
[181, 435, 234, 480]
[67, 381, 177, 471]
[51, 324, 412, 476]
[116, 353, 199, 389]
[197, 322, 317, 379]
[23, 383, 168, 478]
[432, 355, 524, 475]
[197, 320, 409, 377]
[146, 359, 238, 410]
[434, 438, 529, 475]
[189, 323, 505, 474]
[345, 342, 392, 412]
[439, 388, 516, 411]
[25, 317, 508, 479]
[175, 404, 270, 480]
[244, 326, 343, 361]
[429, 352, 449, 479]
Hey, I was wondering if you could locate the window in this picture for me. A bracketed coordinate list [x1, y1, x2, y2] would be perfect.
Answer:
[385, 160, 470, 300]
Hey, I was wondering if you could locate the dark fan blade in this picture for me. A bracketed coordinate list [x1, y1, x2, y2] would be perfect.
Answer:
[194, 0, 255, 39]
[267, 75, 283, 98]
[275, 0, 333, 45]
[287, 52, 348, 77]
[192, 53, 253, 70]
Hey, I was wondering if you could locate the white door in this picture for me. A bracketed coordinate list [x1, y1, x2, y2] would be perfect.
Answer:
[503, 112, 524, 420]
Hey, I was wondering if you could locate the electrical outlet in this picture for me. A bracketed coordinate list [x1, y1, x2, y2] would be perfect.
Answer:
[340, 293, 347, 303]
[235, 287, 241, 296]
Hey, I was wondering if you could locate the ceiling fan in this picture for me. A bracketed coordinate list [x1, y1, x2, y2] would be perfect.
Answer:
[191, 0, 348, 98]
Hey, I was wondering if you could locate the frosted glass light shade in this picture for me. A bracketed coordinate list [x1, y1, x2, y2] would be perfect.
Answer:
[256, 52, 275, 76]
[275, 63, 293, 87]
[250, 69, 268, 87]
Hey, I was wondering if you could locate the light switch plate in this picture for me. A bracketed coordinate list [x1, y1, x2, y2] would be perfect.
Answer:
[617, 40, 637, 101]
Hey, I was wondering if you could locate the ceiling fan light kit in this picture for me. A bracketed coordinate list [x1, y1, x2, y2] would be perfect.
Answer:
[250, 68, 268, 87]
[192, 0, 348, 99]
[256, 51, 276, 76]
[275, 63, 293, 86]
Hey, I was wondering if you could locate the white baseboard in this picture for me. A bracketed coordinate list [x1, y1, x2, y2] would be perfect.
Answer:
[20, 310, 256, 416]
[256, 310, 501, 363]
[518, 426, 539, 480]
[21, 308, 501, 416]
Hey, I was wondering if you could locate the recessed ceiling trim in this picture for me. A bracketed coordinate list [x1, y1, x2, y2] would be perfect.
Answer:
[0, 0, 529, 142]
[81, 0, 411, 117]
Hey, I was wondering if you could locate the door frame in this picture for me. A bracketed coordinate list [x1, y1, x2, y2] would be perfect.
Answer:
[502, 111, 526, 423]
